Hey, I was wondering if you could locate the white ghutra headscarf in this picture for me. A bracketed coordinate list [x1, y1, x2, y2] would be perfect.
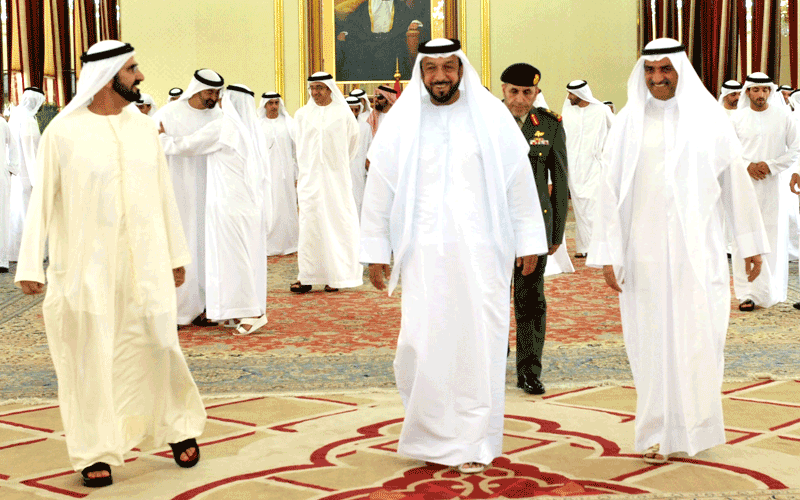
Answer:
[55, 40, 137, 123]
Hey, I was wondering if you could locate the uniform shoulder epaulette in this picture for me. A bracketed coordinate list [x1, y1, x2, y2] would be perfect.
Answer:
[540, 108, 562, 122]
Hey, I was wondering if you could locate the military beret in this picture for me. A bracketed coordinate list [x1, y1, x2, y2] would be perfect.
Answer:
[501, 63, 541, 87]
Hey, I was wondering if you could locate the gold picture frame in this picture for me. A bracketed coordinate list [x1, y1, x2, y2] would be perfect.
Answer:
[300, 0, 462, 97]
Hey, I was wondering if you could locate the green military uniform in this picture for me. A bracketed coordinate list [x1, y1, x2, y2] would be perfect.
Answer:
[513, 105, 568, 387]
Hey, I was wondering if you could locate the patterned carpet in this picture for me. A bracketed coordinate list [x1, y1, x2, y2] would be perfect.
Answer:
[1, 381, 799, 499]
[2, 211, 800, 499]
[1, 215, 799, 400]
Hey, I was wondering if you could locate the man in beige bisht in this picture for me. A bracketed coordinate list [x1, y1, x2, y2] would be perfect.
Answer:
[15, 40, 206, 487]
[291, 72, 362, 293]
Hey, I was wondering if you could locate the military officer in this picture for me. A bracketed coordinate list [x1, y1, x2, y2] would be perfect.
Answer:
[501, 63, 569, 395]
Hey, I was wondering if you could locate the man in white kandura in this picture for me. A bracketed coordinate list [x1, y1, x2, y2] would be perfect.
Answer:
[361, 38, 547, 474]
[291, 72, 362, 293]
[0, 115, 19, 273]
[15, 40, 206, 488]
[778, 85, 793, 106]
[349, 88, 372, 123]
[791, 90, 800, 266]
[346, 95, 372, 215]
[718, 80, 742, 116]
[160, 84, 269, 336]
[7, 86, 45, 261]
[730, 73, 800, 311]
[792, 163, 800, 310]
[589, 38, 768, 464]
[367, 84, 398, 136]
[717, 80, 745, 254]
[790, 89, 800, 111]
[259, 91, 299, 256]
[154, 68, 224, 327]
[562, 80, 614, 258]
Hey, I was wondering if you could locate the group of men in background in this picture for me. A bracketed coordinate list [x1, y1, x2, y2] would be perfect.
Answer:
[4, 34, 800, 484]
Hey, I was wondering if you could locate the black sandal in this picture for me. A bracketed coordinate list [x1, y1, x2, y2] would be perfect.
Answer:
[739, 299, 755, 312]
[191, 314, 219, 327]
[290, 281, 312, 293]
[81, 462, 112, 488]
[169, 438, 200, 468]
[324, 285, 339, 292]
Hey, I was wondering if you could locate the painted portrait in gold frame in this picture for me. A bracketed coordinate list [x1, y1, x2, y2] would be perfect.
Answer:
[304, 0, 460, 93]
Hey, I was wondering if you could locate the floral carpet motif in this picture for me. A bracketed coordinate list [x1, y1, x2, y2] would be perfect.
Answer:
[2, 382, 798, 499]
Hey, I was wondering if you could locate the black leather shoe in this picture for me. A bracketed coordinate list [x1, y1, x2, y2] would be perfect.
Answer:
[794, 302, 800, 310]
[0, 267, 8, 273]
[519, 374, 545, 395]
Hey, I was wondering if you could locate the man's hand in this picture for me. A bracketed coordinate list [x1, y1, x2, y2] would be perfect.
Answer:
[790, 172, 800, 195]
[369, 263, 391, 290]
[173, 267, 186, 288]
[365, 159, 370, 172]
[746, 161, 770, 180]
[20, 281, 45, 295]
[548, 244, 560, 256]
[744, 255, 762, 282]
[158, 122, 165, 135]
[602, 265, 623, 293]
[515, 254, 538, 276]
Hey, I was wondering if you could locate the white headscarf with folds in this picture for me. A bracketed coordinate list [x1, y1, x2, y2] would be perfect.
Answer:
[180, 69, 224, 101]
[738, 73, 784, 111]
[306, 72, 347, 107]
[589, 38, 744, 284]
[258, 91, 296, 142]
[15, 88, 46, 116]
[718, 80, 742, 105]
[345, 95, 364, 114]
[790, 89, 800, 111]
[257, 92, 292, 120]
[8, 87, 46, 147]
[562, 80, 610, 123]
[564, 80, 604, 106]
[54, 40, 136, 123]
[220, 84, 268, 208]
[366, 38, 531, 294]
[349, 88, 372, 120]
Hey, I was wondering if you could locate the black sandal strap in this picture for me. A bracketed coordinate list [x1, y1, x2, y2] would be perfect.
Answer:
[82, 462, 112, 487]
[169, 438, 200, 468]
